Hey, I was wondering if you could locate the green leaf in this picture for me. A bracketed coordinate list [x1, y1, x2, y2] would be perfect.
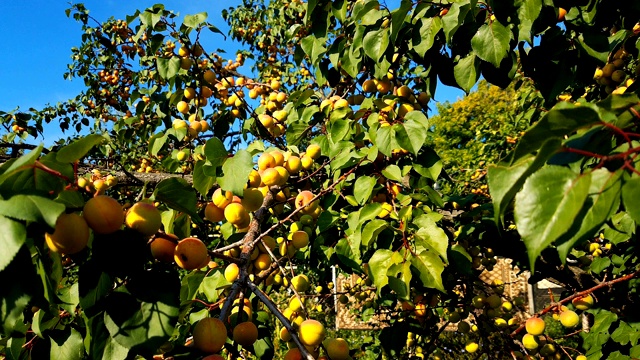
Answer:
[382, 165, 403, 182]
[374, 125, 393, 157]
[361, 219, 388, 247]
[390, 0, 412, 44]
[515, 166, 592, 270]
[1, 247, 41, 336]
[354, 176, 376, 205]
[193, 160, 215, 197]
[103, 270, 180, 353]
[199, 270, 229, 303]
[509, 102, 601, 164]
[204, 137, 228, 168]
[300, 35, 327, 66]
[183, 12, 207, 28]
[622, 177, 640, 223]
[489, 138, 562, 223]
[0, 145, 43, 187]
[0, 216, 26, 272]
[79, 261, 114, 318]
[363, 27, 390, 61]
[154, 178, 199, 219]
[57, 134, 106, 163]
[0, 195, 65, 228]
[442, 2, 471, 44]
[368, 249, 394, 296]
[576, 32, 609, 63]
[410, 249, 445, 291]
[412, 16, 442, 57]
[413, 215, 449, 262]
[286, 121, 311, 146]
[218, 149, 253, 196]
[557, 169, 622, 261]
[335, 236, 361, 270]
[454, 53, 480, 93]
[515, 0, 542, 44]
[328, 119, 350, 144]
[156, 57, 181, 80]
[49, 328, 85, 360]
[394, 116, 427, 155]
[471, 22, 512, 68]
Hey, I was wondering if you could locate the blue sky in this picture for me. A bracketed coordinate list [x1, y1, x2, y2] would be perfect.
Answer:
[0, 1, 464, 143]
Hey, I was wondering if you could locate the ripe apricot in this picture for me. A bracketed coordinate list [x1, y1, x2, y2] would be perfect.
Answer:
[274, 166, 289, 185]
[202, 355, 225, 360]
[174, 237, 209, 270]
[465, 341, 479, 353]
[572, 294, 594, 310]
[193, 317, 227, 353]
[233, 321, 258, 347]
[525, 317, 545, 335]
[125, 201, 162, 236]
[559, 310, 580, 328]
[224, 203, 250, 227]
[295, 191, 318, 212]
[261, 168, 282, 187]
[83, 195, 124, 234]
[204, 202, 225, 222]
[291, 231, 309, 249]
[177, 101, 189, 114]
[284, 348, 303, 360]
[291, 274, 309, 292]
[242, 188, 264, 212]
[298, 319, 326, 347]
[522, 333, 539, 350]
[150, 234, 177, 262]
[45, 213, 90, 254]
[323, 338, 350, 360]
[300, 155, 314, 170]
[362, 79, 376, 93]
[306, 144, 321, 160]
[225, 263, 240, 282]
[258, 152, 276, 170]
[284, 156, 302, 174]
[212, 188, 233, 209]
[254, 253, 271, 270]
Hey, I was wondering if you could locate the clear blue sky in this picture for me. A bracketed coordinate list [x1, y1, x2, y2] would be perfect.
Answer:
[0, 1, 464, 143]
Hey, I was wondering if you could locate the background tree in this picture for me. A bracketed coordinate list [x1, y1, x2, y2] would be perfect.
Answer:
[1, 0, 640, 360]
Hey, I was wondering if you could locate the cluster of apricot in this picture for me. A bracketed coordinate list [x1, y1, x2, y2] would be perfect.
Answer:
[360, 77, 430, 125]
[594, 47, 635, 95]
[131, 157, 157, 173]
[521, 294, 594, 358]
[45, 195, 161, 255]
[77, 169, 118, 194]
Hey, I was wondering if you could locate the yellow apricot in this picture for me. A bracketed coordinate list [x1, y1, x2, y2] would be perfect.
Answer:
[150, 234, 177, 262]
[323, 338, 350, 360]
[522, 333, 539, 350]
[225, 263, 240, 282]
[177, 101, 189, 114]
[295, 191, 318, 212]
[193, 317, 227, 353]
[465, 341, 479, 353]
[525, 317, 545, 335]
[306, 144, 321, 159]
[284, 348, 303, 360]
[261, 168, 282, 187]
[125, 201, 162, 236]
[174, 237, 209, 270]
[45, 213, 90, 254]
[258, 153, 276, 170]
[274, 166, 289, 185]
[204, 202, 225, 222]
[291, 231, 310, 249]
[298, 319, 326, 347]
[284, 156, 302, 174]
[242, 188, 264, 212]
[224, 203, 250, 226]
[248, 170, 261, 188]
[377, 202, 393, 218]
[397, 85, 412, 99]
[300, 155, 314, 170]
[572, 294, 594, 310]
[83, 195, 124, 234]
[291, 274, 309, 292]
[271, 151, 285, 166]
[233, 321, 258, 347]
[212, 188, 233, 209]
[254, 253, 272, 270]
[362, 79, 377, 93]
[559, 310, 580, 328]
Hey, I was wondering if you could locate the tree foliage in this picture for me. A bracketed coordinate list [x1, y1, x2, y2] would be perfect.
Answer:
[1, 0, 640, 359]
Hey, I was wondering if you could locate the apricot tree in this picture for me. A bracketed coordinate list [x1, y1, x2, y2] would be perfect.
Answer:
[1, 0, 640, 359]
